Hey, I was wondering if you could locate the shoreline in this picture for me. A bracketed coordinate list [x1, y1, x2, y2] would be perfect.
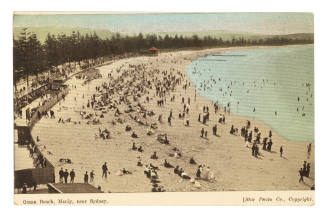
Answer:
[30, 44, 314, 192]
[181, 44, 314, 144]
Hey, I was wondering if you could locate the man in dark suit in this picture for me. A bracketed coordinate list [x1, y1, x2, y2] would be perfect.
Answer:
[102, 162, 108, 179]
[64, 169, 69, 184]
[59, 168, 64, 183]
[84, 172, 89, 183]
[70, 169, 75, 183]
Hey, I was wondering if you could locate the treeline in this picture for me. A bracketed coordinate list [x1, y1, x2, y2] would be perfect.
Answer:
[13, 28, 313, 89]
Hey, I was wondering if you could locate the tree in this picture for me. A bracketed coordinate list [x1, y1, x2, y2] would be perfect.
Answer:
[13, 39, 23, 91]
[13, 28, 314, 92]
[44, 33, 60, 71]
[26, 33, 44, 80]
[15, 28, 30, 87]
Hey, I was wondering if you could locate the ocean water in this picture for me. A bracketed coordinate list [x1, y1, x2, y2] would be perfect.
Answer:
[186, 45, 314, 142]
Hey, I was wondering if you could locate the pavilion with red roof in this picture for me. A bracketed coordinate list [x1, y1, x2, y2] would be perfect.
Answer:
[149, 46, 158, 55]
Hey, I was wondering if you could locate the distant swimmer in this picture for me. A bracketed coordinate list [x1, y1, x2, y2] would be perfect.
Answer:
[298, 96, 300, 102]
[253, 108, 256, 112]
[280, 146, 283, 157]
[275, 111, 277, 116]
[307, 143, 312, 159]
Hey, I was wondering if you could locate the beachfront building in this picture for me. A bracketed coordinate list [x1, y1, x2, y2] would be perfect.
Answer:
[149, 46, 158, 56]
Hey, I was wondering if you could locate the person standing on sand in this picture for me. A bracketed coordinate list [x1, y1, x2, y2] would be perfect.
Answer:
[299, 168, 304, 183]
[307, 143, 312, 159]
[84, 172, 89, 184]
[267, 139, 273, 152]
[70, 169, 75, 183]
[102, 162, 108, 179]
[168, 116, 171, 126]
[254, 144, 259, 157]
[201, 128, 204, 138]
[280, 146, 283, 157]
[264, 138, 269, 149]
[59, 168, 64, 183]
[90, 170, 95, 183]
[196, 165, 202, 179]
[306, 163, 311, 177]
[303, 161, 307, 174]
[212, 125, 217, 136]
[64, 169, 69, 184]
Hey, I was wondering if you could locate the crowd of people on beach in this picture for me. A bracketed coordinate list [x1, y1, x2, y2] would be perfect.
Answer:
[27, 142, 47, 168]
[51, 54, 219, 191]
[57, 162, 111, 186]
[24, 51, 314, 192]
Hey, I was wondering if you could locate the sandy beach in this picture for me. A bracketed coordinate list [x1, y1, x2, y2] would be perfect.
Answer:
[30, 46, 314, 193]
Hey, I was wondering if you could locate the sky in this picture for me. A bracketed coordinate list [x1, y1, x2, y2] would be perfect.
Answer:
[13, 13, 314, 35]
